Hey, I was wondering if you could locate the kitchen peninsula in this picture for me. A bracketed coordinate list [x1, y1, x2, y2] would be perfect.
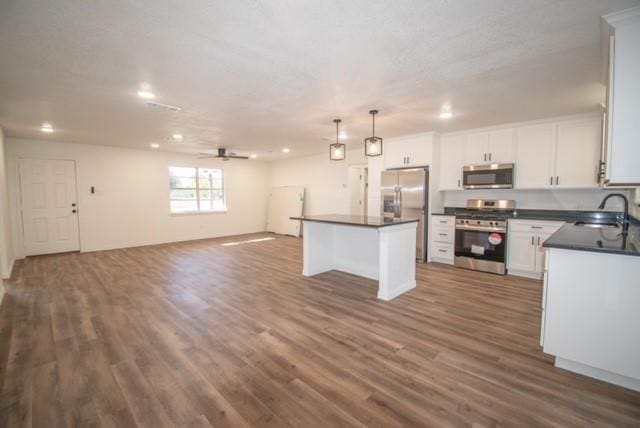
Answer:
[291, 215, 418, 301]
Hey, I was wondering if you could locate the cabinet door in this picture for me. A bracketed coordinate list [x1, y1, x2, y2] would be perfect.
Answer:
[534, 229, 561, 274]
[464, 133, 489, 165]
[439, 135, 466, 190]
[555, 118, 601, 188]
[515, 124, 557, 189]
[383, 140, 406, 169]
[607, 14, 640, 184]
[488, 128, 515, 164]
[507, 231, 536, 272]
[405, 137, 431, 167]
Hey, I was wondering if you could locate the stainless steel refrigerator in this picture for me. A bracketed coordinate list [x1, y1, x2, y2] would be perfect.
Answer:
[380, 167, 429, 262]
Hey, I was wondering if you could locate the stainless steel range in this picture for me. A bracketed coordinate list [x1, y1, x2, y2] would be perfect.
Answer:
[454, 199, 516, 275]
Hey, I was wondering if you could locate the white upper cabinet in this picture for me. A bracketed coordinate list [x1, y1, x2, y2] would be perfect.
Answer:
[464, 133, 489, 165]
[487, 128, 515, 164]
[515, 124, 556, 189]
[439, 135, 466, 190]
[384, 135, 432, 169]
[555, 119, 601, 188]
[603, 8, 640, 185]
[463, 129, 514, 165]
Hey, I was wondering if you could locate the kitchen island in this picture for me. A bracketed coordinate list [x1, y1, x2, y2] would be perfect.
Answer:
[291, 214, 418, 301]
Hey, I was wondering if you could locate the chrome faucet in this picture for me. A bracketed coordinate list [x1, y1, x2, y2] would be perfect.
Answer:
[598, 193, 629, 234]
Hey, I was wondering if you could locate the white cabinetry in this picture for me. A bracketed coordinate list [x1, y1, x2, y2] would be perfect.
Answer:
[515, 118, 601, 189]
[603, 8, 640, 185]
[507, 220, 564, 278]
[439, 135, 465, 190]
[555, 119, 601, 188]
[464, 128, 514, 165]
[543, 248, 640, 392]
[514, 124, 556, 189]
[384, 135, 431, 169]
[430, 215, 455, 264]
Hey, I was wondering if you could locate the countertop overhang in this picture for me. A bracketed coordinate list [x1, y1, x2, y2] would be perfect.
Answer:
[543, 223, 640, 257]
[290, 214, 419, 228]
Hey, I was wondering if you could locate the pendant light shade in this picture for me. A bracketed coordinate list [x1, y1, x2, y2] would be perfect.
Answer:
[330, 118, 346, 161]
[365, 110, 383, 157]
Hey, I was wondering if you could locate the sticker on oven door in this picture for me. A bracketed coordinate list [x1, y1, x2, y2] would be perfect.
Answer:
[488, 233, 502, 246]
[471, 244, 485, 255]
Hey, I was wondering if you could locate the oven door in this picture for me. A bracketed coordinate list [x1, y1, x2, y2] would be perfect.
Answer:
[463, 164, 514, 189]
[454, 227, 507, 274]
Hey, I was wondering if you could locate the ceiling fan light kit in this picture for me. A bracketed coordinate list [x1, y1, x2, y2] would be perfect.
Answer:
[329, 118, 346, 161]
[365, 109, 382, 157]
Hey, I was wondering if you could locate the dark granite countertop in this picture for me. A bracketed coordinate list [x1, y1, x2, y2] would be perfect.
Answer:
[290, 214, 419, 228]
[543, 223, 640, 257]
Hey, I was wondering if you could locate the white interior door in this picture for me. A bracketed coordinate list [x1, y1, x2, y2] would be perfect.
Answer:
[266, 186, 305, 237]
[348, 165, 367, 216]
[19, 158, 80, 256]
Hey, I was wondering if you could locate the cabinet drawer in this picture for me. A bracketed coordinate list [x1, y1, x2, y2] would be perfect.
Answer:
[432, 227, 454, 243]
[433, 216, 455, 227]
[509, 220, 564, 234]
[432, 242, 454, 262]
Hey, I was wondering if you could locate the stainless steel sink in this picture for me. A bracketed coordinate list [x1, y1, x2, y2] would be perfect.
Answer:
[574, 221, 620, 229]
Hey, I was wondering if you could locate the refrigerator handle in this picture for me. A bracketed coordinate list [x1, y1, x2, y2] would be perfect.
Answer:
[396, 188, 402, 218]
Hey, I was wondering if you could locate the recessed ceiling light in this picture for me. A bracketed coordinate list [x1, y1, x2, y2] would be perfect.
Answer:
[282, 148, 290, 153]
[250, 154, 258, 159]
[150, 143, 160, 148]
[138, 90, 155, 99]
[40, 122, 54, 133]
[338, 132, 348, 140]
[439, 111, 453, 119]
[171, 134, 183, 142]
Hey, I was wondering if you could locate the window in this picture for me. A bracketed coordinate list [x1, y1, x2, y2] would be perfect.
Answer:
[169, 166, 225, 213]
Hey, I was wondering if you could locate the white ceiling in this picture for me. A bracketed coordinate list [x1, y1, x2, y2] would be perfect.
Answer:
[1, 0, 638, 159]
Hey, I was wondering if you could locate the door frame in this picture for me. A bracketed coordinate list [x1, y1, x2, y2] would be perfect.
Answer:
[17, 157, 82, 256]
[348, 164, 368, 217]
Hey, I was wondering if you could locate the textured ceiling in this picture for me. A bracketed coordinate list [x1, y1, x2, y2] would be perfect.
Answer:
[0, 0, 638, 159]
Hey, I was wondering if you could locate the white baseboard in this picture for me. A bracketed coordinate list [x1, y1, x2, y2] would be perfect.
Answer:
[1, 258, 14, 280]
[556, 357, 640, 392]
[507, 268, 542, 280]
[378, 280, 416, 301]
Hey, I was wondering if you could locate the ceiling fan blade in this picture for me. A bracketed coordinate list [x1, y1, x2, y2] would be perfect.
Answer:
[228, 155, 249, 159]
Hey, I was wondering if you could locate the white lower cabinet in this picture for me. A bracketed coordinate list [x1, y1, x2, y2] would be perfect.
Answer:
[430, 216, 455, 264]
[542, 248, 640, 392]
[507, 220, 564, 278]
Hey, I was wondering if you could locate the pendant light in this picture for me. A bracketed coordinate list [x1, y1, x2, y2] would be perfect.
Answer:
[330, 118, 346, 161]
[364, 109, 383, 157]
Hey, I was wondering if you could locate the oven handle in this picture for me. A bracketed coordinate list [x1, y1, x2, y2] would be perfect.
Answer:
[455, 225, 507, 233]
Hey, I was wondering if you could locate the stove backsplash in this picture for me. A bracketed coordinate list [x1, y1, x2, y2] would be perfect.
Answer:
[443, 189, 632, 212]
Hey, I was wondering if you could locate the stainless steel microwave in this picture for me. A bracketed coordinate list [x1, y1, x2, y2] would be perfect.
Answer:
[462, 163, 514, 189]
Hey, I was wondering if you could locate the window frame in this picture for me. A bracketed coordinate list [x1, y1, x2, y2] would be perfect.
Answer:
[168, 166, 227, 214]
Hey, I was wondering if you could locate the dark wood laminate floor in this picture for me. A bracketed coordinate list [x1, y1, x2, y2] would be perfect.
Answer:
[1, 232, 639, 427]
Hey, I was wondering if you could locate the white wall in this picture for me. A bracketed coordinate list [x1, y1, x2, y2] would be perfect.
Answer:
[0, 128, 15, 278]
[443, 188, 632, 212]
[7, 138, 270, 257]
[269, 148, 367, 216]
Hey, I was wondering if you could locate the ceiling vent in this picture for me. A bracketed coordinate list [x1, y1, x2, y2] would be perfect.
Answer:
[144, 100, 182, 113]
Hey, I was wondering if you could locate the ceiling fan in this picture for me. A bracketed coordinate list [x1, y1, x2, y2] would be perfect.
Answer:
[197, 148, 248, 161]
